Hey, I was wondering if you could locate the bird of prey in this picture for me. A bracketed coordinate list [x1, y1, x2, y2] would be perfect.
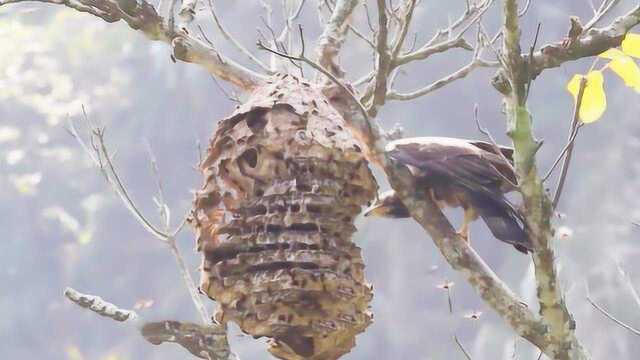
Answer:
[365, 137, 532, 254]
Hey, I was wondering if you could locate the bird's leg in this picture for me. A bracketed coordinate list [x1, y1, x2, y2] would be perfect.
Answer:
[458, 207, 477, 244]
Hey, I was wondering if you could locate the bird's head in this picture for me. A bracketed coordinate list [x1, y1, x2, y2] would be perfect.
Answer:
[364, 190, 411, 218]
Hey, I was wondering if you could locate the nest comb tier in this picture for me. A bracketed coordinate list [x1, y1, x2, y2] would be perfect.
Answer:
[192, 75, 378, 360]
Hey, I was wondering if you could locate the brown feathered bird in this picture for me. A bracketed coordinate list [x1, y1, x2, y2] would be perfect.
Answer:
[365, 137, 532, 253]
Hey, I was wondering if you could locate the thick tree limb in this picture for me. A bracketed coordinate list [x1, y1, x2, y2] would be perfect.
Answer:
[493, 5, 640, 93]
[369, 0, 391, 116]
[501, 1, 588, 359]
[528, 5, 640, 78]
[0, 0, 265, 90]
[142, 321, 234, 360]
[315, 0, 359, 77]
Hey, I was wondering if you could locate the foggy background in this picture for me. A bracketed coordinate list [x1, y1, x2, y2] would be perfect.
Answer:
[1, 1, 639, 359]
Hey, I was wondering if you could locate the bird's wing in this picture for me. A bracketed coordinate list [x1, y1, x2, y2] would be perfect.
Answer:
[388, 141, 516, 192]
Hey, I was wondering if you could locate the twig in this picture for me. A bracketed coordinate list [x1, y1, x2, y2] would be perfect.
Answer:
[67, 108, 170, 241]
[441, 282, 472, 360]
[584, 0, 622, 31]
[69, 109, 211, 325]
[551, 77, 587, 208]
[454, 335, 473, 360]
[256, 27, 371, 127]
[518, 0, 533, 17]
[616, 262, 640, 311]
[587, 295, 640, 336]
[543, 123, 583, 182]
[207, 0, 271, 73]
[145, 141, 170, 229]
[210, 75, 241, 104]
[386, 57, 495, 100]
[277, 0, 306, 56]
[394, 0, 493, 66]
[473, 104, 518, 187]
[390, 0, 417, 59]
[633, 222, 640, 228]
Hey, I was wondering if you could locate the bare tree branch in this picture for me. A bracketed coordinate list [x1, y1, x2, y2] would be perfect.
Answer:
[529, 5, 640, 78]
[584, 0, 622, 31]
[616, 263, 640, 311]
[501, 1, 587, 358]
[394, 0, 493, 66]
[390, 0, 417, 60]
[0, 0, 266, 90]
[542, 77, 587, 209]
[315, 0, 360, 77]
[67, 110, 211, 325]
[492, 4, 640, 92]
[388, 26, 498, 101]
[362, 1, 491, 113]
[587, 295, 640, 337]
[454, 335, 473, 360]
[518, 0, 533, 17]
[321, 0, 376, 49]
[207, 0, 272, 73]
[142, 321, 234, 360]
[277, 0, 307, 45]
[369, 0, 392, 115]
[386, 57, 495, 100]
[64, 287, 138, 322]
[473, 104, 518, 186]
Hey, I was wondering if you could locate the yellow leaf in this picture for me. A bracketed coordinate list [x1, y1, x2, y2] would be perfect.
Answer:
[622, 33, 640, 58]
[610, 59, 640, 92]
[566, 71, 607, 123]
[598, 48, 622, 60]
[599, 49, 640, 91]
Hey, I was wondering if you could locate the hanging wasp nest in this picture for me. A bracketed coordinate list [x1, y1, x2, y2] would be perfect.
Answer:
[191, 74, 378, 360]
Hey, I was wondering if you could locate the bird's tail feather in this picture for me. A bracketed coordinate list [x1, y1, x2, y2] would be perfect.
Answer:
[466, 191, 532, 254]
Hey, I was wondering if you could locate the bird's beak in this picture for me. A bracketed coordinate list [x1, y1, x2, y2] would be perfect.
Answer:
[363, 203, 386, 217]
